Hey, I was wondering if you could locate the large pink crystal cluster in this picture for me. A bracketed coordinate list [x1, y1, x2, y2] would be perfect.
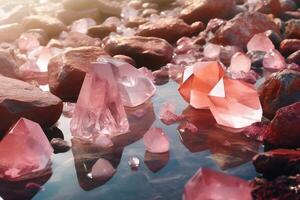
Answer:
[183, 168, 252, 200]
[0, 118, 53, 180]
[179, 61, 262, 128]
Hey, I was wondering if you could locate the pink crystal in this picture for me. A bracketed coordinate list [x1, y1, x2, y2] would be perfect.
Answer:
[128, 156, 140, 170]
[94, 134, 114, 148]
[203, 43, 221, 59]
[183, 168, 252, 200]
[247, 33, 275, 52]
[159, 102, 185, 125]
[228, 52, 251, 74]
[99, 57, 156, 107]
[138, 67, 155, 83]
[263, 49, 286, 71]
[70, 62, 129, 142]
[143, 128, 170, 153]
[91, 159, 116, 181]
[179, 61, 262, 128]
[0, 118, 53, 180]
[17, 33, 40, 52]
[178, 121, 199, 134]
[71, 18, 96, 34]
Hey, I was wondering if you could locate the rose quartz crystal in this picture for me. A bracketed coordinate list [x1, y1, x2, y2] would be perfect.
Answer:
[17, 33, 40, 52]
[228, 52, 251, 74]
[159, 102, 185, 125]
[70, 62, 129, 142]
[99, 57, 156, 107]
[71, 18, 96, 34]
[263, 49, 286, 71]
[91, 158, 116, 181]
[143, 128, 170, 153]
[247, 33, 275, 52]
[203, 43, 221, 59]
[0, 118, 53, 180]
[179, 61, 262, 128]
[183, 168, 252, 200]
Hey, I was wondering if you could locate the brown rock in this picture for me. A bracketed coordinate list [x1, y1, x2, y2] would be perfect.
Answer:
[126, 17, 148, 28]
[56, 8, 101, 25]
[63, 32, 101, 48]
[48, 46, 107, 102]
[62, 0, 99, 10]
[0, 50, 20, 79]
[287, 50, 300, 65]
[279, 39, 300, 56]
[253, 149, 300, 177]
[285, 19, 300, 39]
[259, 69, 300, 119]
[0, 75, 62, 133]
[113, 55, 137, 66]
[212, 12, 279, 50]
[97, 0, 122, 16]
[264, 102, 300, 149]
[22, 15, 67, 37]
[104, 36, 173, 69]
[248, 0, 282, 16]
[179, 0, 235, 24]
[0, 23, 23, 42]
[137, 18, 195, 43]
[87, 24, 116, 39]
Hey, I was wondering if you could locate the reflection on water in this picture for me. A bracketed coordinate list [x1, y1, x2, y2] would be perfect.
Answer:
[0, 81, 262, 200]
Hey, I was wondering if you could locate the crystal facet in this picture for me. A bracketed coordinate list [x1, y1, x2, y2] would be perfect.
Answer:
[228, 52, 251, 74]
[203, 43, 221, 59]
[263, 49, 286, 71]
[70, 62, 129, 142]
[183, 168, 252, 200]
[179, 61, 262, 128]
[91, 159, 116, 181]
[0, 118, 53, 180]
[247, 33, 275, 52]
[128, 156, 140, 170]
[143, 128, 170, 153]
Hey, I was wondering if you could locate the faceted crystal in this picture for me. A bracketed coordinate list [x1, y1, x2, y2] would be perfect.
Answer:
[70, 62, 129, 142]
[179, 61, 262, 128]
[143, 128, 170, 153]
[91, 159, 116, 181]
[99, 57, 156, 107]
[159, 102, 185, 125]
[263, 49, 286, 71]
[0, 118, 53, 180]
[71, 18, 96, 34]
[17, 33, 40, 52]
[183, 168, 252, 200]
[228, 52, 251, 73]
[203, 43, 221, 59]
[247, 33, 275, 52]
[128, 156, 140, 170]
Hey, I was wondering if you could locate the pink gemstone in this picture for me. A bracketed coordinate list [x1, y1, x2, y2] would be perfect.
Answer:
[159, 102, 185, 125]
[178, 121, 199, 134]
[203, 43, 221, 59]
[247, 33, 275, 52]
[143, 128, 170, 153]
[99, 57, 156, 107]
[183, 168, 252, 200]
[128, 156, 140, 170]
[263, 49, 286, 71]
[17, 33, 40, 52]
[121, 6, 138, 20]
[179, 61, 262, 128]
[91, 159, 116, 181]
[0, 118, 53, 180]
[138, 67, 155, 83]
[165, 64, 184, 81]
[71, 18, 96, 34]
[70, 62, 129, 142]
[228, 52, 251, 73]
[95, 134, 114, 148]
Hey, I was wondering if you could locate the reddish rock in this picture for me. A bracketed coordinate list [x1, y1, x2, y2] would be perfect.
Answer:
[279, 39, 300, 56]
[126, 17, 147, 28]
[87, 24, 116, 39]
[57, 8, 101, 25]
[259, 69, 300, 119]
[253, 149, 300, 177]
[287, 50, 300, 65]
[0, 75, 62, 133]
[179, 0, 235, 24]
[280, 11, 300, 21]
[22, 15, 67, 37]
[62, 0, 99, 10]
[280, 0, 298, 11]
[0, 23, 23, 42]
[63, 32, 101, 48]
[264, 102, 300, 148]
[48, 46, 107, 102]
[0, 50, 20, 79]
[212, 12, 279, 50]
[248, 0, 282, 16]
[137, 18, 198, 43]
[285, 19, 300, 39]
[97, 0, 122, 16]
[104, 36, 173, 69]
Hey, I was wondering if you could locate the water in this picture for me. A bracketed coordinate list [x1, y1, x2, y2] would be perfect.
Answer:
[1, 81, 261, 200]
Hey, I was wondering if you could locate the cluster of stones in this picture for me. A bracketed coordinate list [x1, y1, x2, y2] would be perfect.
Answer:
[0, 0, 299, 199]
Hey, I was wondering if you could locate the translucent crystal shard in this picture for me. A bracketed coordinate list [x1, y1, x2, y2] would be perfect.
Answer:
[263, 49, 286, 71]
[91, 159, 115, 181]
[143, 128, 170, 153]
[228, 52, 251, 74]
[99, 57, 156, 107]
[183, 168, 252, 200]
[247, 33, 275, 52]
[0, 118, 53, 180]
[70, 62, 129, 142]
[179, 61, 262, 128]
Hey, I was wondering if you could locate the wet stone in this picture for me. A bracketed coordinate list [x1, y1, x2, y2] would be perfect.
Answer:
[50, 138, 71, 153]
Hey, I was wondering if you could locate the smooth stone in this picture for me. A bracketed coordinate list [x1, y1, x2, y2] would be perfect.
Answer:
[0, 23, 23, 42]
[57, 8, 101, 25]
[0, 75, 62, 133]
[87, 24, 116, 39]
[62, 0, 99, 10]
[247, 0, 282, 16]
[284, 19, 300, 39]
[0, 50, 20, 79]
[50, 138, 71, 153]
[62, 32, 101, 48]
[279, 39, 300, 56]
[0, 5, 30, 25]
[287, 50, 300, 65]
